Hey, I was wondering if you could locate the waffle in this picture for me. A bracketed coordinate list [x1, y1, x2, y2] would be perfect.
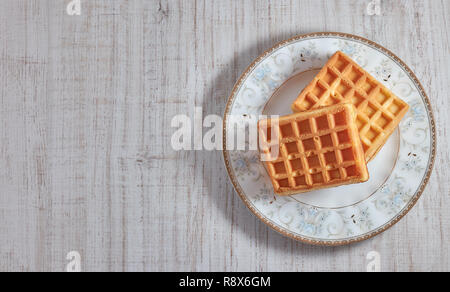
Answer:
[291, 51, 409, 161]
[258, 103, 369, 196]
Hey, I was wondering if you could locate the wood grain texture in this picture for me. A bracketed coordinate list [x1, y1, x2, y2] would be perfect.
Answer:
[0, 0, 448, 272]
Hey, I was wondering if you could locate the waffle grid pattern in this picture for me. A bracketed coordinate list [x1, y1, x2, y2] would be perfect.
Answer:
[292, 51, 409, 161]
[260, 105, 367, 194]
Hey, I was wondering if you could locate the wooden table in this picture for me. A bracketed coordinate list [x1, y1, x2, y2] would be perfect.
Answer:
[0, 0, 448, 272]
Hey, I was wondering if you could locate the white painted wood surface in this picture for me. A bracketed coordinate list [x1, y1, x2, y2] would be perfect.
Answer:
[0, 0, 448, 272]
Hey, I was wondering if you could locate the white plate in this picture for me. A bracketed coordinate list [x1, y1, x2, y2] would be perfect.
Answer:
[223, 33, 436, 245]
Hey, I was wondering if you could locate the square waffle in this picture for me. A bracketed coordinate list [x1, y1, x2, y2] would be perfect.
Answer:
[291, 51, 409, 161]
[258, 103, 369, 196]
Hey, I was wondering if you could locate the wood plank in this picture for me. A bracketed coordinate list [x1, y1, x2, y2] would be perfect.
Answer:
[0, 0, 448, 271]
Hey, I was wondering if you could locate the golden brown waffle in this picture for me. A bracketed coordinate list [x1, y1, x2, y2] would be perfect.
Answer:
[258, 103, 369, 196]
[291, 51, 409, 161]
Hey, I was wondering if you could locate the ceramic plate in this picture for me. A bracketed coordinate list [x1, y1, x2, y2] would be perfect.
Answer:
[223, 32, 435, 245]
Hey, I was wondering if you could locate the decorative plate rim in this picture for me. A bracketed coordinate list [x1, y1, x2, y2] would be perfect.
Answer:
[222, 32, 436, 246]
